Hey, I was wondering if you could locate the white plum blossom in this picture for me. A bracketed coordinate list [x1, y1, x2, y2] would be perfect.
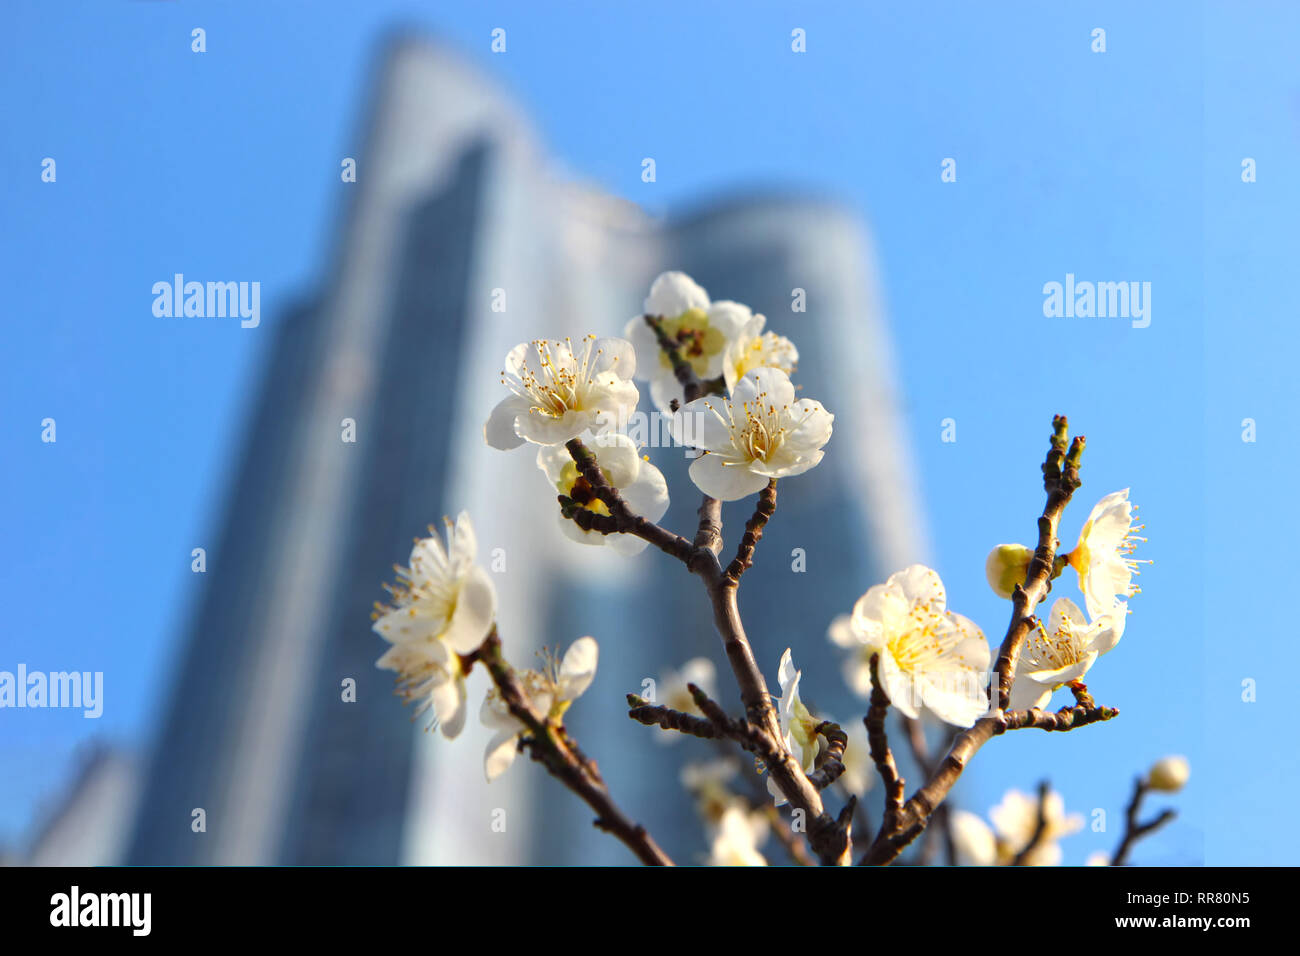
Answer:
[988, 787, 1083, 866]
[1009, 597, 1124, 711]
[372, 512, 497, 739]
[681, 756, 745, 824]
[720, 313, 798, 395]
[623, 271, 758, 413]
[484, 336, 638, 449]
[767, 648, 822, 806]
[1147, 754, 1190, 793]
[674, 367, 833, 501]
[481, 636, 599, 781]
[950, 809, 998, 866]
[536, 432, 669, 555]
[828, 612, 875, 698]
[953, 789, 1082, 866]
[1066, 489, 1146, 619]
[707, 804, 769, 866]
[842, 565, 991, 727]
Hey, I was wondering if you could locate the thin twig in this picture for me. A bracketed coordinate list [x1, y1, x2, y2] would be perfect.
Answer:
[1111, 777, 1177, 866]
[993, 415, 1084, 711]
[1011, 779, 1052, 866]
[626, 693, 723, 740]
[724, 479, 778, 582]
[902, 717, 957, 866]
[864, 656, 906, 833]
[861, 416, 1107, 866]
[806, 720, 848, 790]
[475, 632, 674, 866]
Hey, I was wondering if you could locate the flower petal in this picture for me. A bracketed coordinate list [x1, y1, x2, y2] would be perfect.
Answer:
[688, 453, 771, 501]
[484, 395, 530, 450]
[558, 636, 599, 701]
[484, 729, 520, 782]
[644, 271, 710, 318]
[441, 565, 498, 654]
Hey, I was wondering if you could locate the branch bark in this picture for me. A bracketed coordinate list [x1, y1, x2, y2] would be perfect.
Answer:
[861, 416, 1107, 866]
[471, 632, 674, 866]
[1111, 777, 1177, 866]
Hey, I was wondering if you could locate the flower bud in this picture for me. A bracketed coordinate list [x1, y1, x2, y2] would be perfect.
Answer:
[985, 544, 1034, 599]
[1146, 755, 1190, 792]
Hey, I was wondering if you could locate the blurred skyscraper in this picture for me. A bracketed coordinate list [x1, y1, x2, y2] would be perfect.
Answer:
[123, 34, 926, 865]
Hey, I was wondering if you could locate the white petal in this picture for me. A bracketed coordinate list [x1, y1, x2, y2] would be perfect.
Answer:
[946, 613, 992, 672]
[827, 613, 859, 649]
[777, 648, 797, 697]
[1024, 651, 1097, 688]
[516, 407, 594, 447]
[372, 605, 441, 645]
[484, 395, 530, 450]
[432, 674, 468, 740]
[1087, 604, 1127, 655]
[1047, 597, 1086, 633]
[890, 564, 947, 610]
[558, 637, 599, 701]
[624, 314, 670, 382]
[706, 300, 756, 339]
[1009, 673, 1053, 711]
[449, 511, 478, 566]
[480, 693, 522, 733]
[850, 581, 905, 645]
[781, 399, 834, 454]
[620, 457, 670, 523]
[917, 670, 987, 728]
[753, 447, 823, 479]
[674, 397, 735, 452]
[688, 453, 770, 501]
[735, 366, 796, 408]
[441, 565, 498, 654]
[484, 730, 520, 782]
[536, 442, 572, 486]
[588, 432, 641, 488]
[950, 810, 998, 866]
[590, 336, 637, 380]
[843, 656, 874, 698]
[649, 375, 686, 417]
[644, 271, 710, 317]
[877, 648, 919, 719]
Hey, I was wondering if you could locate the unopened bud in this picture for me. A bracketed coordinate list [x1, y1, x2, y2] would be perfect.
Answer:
[985, 544, 1034, 599]
[1146, 755, 1190, 792]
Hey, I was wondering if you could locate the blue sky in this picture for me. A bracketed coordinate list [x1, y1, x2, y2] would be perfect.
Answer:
[2, 1, 1295, 864]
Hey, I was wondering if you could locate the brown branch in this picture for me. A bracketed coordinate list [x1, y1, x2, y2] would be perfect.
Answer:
[806, 720, 848, 791]
[1111, 777, 1177, 866]
[563, 438, 695, 562]
[475, 632, 673, 866]
[864, 656, 906, 833]
[694, 496, 724, 556]
[902, 717, 957, 866]
[1010, 779, 1052, 866]
[643, 314, 704, 400]
[724, 479, 778, 582]
[993, 414, 1084, 711]
[860, 416, 1104, 866]
[564, 315, 852, 866]
[626, 693, 722, 740]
